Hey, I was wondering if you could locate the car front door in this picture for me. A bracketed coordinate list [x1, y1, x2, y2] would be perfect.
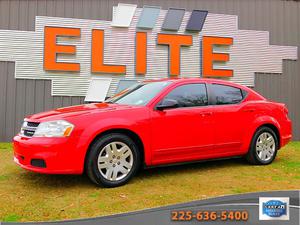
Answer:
[150, 83, 214, 165]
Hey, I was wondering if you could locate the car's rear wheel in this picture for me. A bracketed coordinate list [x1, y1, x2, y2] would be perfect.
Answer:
[86, 133, 141, 187]
[246, 126, 278, 165]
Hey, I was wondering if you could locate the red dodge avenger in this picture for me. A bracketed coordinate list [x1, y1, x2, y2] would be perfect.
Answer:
[13, 78, 292, 187]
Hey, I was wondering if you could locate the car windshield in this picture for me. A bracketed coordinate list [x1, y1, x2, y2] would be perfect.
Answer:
[106, 81, 171, 106]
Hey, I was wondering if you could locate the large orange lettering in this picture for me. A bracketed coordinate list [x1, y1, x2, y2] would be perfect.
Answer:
[91, 29, 126, 74]
[203, 36, 233, 77]
[135, 32, 147, 75]
[44, 27, 80, 72]
[157, 34, 193, 76]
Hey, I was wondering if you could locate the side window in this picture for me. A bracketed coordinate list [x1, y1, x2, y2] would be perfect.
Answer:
[211, 84, 243, 105]
[161, 84, 208, 107]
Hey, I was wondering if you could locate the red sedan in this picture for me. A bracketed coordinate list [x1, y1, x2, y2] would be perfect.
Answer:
[13, 78, 292, 187]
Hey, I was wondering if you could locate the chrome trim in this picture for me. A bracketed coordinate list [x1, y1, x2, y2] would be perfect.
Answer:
[20, 120, 39, 137]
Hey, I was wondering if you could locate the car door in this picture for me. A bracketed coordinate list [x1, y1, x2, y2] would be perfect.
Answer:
[208, 83, 247, 155]
[150, 83, 214, 165]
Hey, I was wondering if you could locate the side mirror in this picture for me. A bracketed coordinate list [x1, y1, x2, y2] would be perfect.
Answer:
[156, 99, 179, 110]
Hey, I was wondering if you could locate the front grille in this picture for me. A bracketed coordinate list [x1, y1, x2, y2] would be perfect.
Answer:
[20, 121, 40, 137]
[24, 129, 35, 137]
[26, 122, 39, 127]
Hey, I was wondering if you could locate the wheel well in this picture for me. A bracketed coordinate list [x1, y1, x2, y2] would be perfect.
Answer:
[258, 124, 280, 147]
[84, 128, 145, 171]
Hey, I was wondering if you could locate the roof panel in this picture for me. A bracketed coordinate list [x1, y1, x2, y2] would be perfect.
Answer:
[162, 8, 185, 31]
[137, 6, 160, 29]
[115, 80, 138, 93]
[84, 78, 112, 102]
[111, 3, 137, 27]
[186, 10, 208, 32]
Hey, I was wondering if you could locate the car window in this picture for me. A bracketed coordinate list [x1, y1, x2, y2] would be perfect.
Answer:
[106, 81, 171, 106]
[211, 84, 243, 105]
[161, 83, 208, 108]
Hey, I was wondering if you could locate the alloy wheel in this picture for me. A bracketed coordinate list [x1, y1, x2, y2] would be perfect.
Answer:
[97, 141, 133, 181]
[255, 132, 276, 162]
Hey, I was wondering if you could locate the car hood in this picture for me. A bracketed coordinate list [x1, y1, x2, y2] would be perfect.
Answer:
[26, 103, 136, 121]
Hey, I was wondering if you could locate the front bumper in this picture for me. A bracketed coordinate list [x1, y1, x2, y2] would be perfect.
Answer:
[13, 135, 88, 174]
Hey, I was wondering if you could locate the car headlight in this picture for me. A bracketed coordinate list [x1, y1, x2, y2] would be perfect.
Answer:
[33, 120, 74, 137]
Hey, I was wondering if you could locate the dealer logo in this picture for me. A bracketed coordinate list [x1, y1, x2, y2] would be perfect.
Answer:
[259, 197, 289, 220]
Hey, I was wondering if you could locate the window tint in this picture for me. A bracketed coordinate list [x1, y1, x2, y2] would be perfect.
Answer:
[162, 84, 208, 107]
[242, 89, 248, 98]
[108, 81, 171, 106]
[212, 84, 243, 105]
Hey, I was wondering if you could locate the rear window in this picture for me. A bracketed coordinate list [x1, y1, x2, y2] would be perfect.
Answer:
[211, 84, 244, 105]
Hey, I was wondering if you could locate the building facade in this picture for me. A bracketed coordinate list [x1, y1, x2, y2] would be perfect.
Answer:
[0, 0, 299, 141]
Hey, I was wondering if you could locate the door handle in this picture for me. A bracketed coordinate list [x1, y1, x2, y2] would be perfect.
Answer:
[200, 112, 213, 117]
[243, 108, 255, 112]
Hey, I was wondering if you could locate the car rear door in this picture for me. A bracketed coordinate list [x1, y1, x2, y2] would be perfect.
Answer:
[150, 83, 214, 165]
[208, 83, 247, 155]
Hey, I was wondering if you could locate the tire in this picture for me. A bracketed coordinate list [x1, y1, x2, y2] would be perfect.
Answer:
[246, 126, 279, 165]
[86, 133, 141, 187]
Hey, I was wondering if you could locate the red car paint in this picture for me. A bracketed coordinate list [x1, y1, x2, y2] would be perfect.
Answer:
[13, 78, 292, 174]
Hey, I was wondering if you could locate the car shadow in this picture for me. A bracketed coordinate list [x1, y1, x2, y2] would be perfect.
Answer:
[19, 157, 248, 188]
[19, 172, 92, 188]
[138, 157, 248, 177]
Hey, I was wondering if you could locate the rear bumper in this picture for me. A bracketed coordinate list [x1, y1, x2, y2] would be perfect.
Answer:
[280, 118, 292, 148]
[281, 134, 292, 148]
[13, 135, 88, 174]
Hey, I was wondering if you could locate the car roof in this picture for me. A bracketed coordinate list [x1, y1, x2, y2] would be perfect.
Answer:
[144, 77, 247, 89]
[143, 77, 266, 101]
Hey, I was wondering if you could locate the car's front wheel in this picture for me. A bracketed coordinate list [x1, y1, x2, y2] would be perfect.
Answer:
[86, 133, 141, 187]
[246, 126, 279, 165]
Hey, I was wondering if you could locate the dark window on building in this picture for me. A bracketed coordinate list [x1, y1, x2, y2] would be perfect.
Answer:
[163, 84, 208, 107]
[211, 84, 243, 105]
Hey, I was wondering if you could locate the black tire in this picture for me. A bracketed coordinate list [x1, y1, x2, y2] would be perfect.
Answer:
[85, 133, 141, 187]
[246, 126, 279, 165]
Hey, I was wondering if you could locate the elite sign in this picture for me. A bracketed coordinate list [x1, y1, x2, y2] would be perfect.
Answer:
[0, 3, 297, 97]
[44, 27, 233, 77]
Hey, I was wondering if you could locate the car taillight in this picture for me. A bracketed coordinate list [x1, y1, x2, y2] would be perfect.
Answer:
[283, 105, 288, 115]
[281, 104, 289, 119]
